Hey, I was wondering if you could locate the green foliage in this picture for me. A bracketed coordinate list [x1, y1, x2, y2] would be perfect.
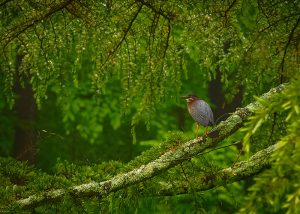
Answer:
[1, 0, 300, 213]
[239, 79, 300, 213]
[0, 156, 126, 212]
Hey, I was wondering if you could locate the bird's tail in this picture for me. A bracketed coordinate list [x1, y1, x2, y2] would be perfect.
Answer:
[212, 113, 231, 127]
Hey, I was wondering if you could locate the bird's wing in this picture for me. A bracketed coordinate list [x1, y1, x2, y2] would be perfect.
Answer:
[193, 100, 214, 126]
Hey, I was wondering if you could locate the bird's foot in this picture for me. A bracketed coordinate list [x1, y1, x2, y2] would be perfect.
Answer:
[169, 145, 177, 152]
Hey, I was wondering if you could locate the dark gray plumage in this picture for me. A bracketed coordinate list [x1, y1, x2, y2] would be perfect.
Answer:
[188, 99, 214, 126]
[181, 94, 214, 137]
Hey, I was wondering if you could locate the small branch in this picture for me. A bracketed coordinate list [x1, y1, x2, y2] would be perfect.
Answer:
[257, 0, 271, 27]
[224, 0, 237, 18]
[268, 112, 277, 143]
[0, 0, 13, 7]
[65, 1, 97, 26]
[33, 25, 50, 71]
[159, 141, 242, 163]
[246, 13, 300, 53]
[0, 0, 73, 49]
[12, 83, 287, 210]
[157, 19, 171, 76]
[280, 16, 300, 83]
[161, 20, 171, 62]
[137, 0, 174, 21]
[100, 3, 143, 69]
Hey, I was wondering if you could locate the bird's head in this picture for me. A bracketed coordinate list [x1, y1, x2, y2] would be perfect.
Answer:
[181, 94, 199, 103]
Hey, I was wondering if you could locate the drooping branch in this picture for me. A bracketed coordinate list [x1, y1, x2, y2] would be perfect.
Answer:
[0, 0, 13, 7]
[65, 1, 97, 26]
[155, 143, 278, 196]
[280, 16, 300, 83]
[161, 20, 171, 63]
[0, 0, 73, 49]
[12, 83, 287, 210]
[137, 0, 175, 21]
[100, 3, 143, 69]
[223, 0, 238, 19]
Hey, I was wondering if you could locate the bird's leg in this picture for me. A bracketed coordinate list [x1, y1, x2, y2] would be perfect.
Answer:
[196, 123, 199, 139]
[205, 126, 208, 137]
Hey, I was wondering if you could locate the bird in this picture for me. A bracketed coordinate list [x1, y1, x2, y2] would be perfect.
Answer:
[181, 94, 214, 139]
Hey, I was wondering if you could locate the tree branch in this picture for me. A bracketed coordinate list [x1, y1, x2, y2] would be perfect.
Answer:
[155, 143, 277, 196]
[0, 0, 13, 7]
[136, 0, 174, 21]
[0, 0, 73, 49]
[65, 1, 97, 26]
[280, 16, 300, 83]
[245, 13, 300, 54]
[100, 3, 143, 69]
[12, 83, 287, 210]
[223, 0, 237, 18]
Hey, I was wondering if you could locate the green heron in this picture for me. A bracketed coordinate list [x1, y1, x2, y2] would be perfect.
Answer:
[181, 94, 214, 138]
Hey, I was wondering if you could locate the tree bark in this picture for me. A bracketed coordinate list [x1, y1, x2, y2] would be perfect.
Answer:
[12, 54, 37, 163]
[154, 143, 277, 196]
[209, 67, 244, 121]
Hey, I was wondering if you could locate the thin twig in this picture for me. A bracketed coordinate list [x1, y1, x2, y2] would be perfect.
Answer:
[137, 0, 173, 21]
[268, 112, 277, 143]
[280, 16, 300, 83]
[224, 0, 237, 18]
[0, 0, 13, 7]
[1, 0, 73, 49]
[161, 141, 243, 163]
[100, 3, 143, 69]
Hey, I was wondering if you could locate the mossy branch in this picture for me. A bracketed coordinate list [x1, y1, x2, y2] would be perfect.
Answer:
[156, 143, 278, 196]
[12, 83, 286, 210]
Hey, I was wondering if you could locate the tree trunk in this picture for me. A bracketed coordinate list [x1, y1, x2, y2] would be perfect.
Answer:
[209, 41, 243, 123]
[209, 67, 243, 121]
[12, 53, 37, 163]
